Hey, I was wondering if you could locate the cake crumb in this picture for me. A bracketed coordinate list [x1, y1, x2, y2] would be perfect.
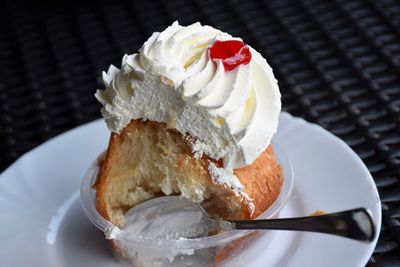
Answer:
[310, 210, 326, 216]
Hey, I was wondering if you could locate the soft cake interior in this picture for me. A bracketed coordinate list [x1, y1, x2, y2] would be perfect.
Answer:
[94, 120, 245, 226]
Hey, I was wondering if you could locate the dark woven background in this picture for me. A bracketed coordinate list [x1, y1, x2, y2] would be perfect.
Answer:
[1, 0, 399, 265]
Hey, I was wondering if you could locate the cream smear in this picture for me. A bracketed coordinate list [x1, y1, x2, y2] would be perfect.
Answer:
[122, 197, 209, 240]
[112, 197, 211, 266]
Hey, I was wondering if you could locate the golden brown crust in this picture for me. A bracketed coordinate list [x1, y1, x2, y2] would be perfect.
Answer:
[93, 120, 142, 224]
[235, 145, 283, 219]
[94, 119, 283, 226]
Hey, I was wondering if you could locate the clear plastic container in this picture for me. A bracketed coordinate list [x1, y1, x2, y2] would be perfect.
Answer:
[80, 143, 293, 267]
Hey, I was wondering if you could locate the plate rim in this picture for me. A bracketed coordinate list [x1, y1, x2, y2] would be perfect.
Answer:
[275, 112, 382, 267]
[0, 112, 382, 267]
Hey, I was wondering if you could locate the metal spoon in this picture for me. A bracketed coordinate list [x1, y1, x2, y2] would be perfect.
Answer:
[123, 196, 376, 243]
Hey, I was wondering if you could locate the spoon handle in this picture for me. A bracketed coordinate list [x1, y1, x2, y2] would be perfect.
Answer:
[230, 208, 376, 243]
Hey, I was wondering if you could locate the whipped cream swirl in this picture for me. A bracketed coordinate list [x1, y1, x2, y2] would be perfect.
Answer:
[96, 21, 281, 170]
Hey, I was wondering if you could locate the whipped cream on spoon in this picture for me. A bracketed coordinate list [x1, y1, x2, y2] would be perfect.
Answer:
[111, 196, 376, 243]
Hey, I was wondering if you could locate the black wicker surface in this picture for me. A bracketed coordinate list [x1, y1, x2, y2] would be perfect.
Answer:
[1, 0, 399, 265]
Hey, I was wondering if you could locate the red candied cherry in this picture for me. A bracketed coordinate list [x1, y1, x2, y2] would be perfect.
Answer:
[209, 40, 252, 71]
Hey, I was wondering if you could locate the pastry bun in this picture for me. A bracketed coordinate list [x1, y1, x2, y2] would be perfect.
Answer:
[94, 119, 283, 227]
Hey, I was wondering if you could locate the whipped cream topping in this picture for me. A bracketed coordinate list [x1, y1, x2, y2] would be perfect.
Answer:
[96, 21, 281, 170]
[96, 22, 281, 212]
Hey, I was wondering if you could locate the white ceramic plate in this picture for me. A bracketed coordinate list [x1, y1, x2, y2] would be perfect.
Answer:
[0, 112, 381, 267]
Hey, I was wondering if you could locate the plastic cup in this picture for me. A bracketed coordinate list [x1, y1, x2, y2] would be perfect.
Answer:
[80, 143, 293, 266]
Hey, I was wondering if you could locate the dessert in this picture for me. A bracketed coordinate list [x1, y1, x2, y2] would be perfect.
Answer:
[94, 21, 282, 228]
